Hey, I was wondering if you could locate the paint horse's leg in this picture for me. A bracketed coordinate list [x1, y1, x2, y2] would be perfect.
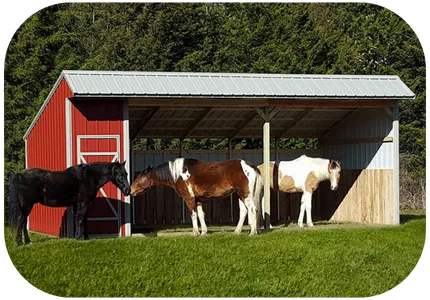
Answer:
[184, 198, 200, 236]
[244, 196, 258, 235]
[196, 202, 208, 235]
[234, 199, 248, 234]
[304, 191, 314, 227]
[261, 195, 273, 229]
[298, 193, 306, 228]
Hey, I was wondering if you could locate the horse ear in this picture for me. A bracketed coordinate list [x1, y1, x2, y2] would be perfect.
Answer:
[122, 160, 126, 166]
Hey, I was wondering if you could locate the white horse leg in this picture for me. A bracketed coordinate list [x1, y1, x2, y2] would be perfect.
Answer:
[190, 209, 200, 236]
[298, 193, 306, 227]
[304, 192, 314, 227]
[245, 197, 257, 235]
[197, 205, 208, 235]
[234, 199, 248, 234]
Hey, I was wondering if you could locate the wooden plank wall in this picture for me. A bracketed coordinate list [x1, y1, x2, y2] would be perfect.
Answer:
[319, 169, 394, 224]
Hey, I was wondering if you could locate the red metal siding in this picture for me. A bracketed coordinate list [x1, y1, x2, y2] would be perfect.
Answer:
[27, 79, 72, 236]
[71, 99, 125, 236]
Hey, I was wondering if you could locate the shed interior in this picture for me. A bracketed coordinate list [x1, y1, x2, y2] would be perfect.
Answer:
[126, 99, 397, 229]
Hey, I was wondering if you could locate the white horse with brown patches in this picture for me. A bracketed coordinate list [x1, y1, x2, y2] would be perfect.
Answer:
[258, 155, 341, 228]
[130, 158, 262, 235]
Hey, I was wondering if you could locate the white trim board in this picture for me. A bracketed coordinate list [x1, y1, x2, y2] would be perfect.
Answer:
[77, 135, 122, 236]
[66, 98, 74, 237]
[123, 100, 131, 237]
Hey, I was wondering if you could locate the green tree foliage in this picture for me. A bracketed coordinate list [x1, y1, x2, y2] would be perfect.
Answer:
[4, 3, 425, 185]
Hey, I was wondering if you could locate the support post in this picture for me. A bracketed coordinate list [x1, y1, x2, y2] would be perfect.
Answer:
[275, 138, 280, 221]
[263, 108, 271, 229]
[254, 107, 277, 230]
[228, 138, 234, 222]
[180, 139, 185, 223]
[393, 104, 400, 225]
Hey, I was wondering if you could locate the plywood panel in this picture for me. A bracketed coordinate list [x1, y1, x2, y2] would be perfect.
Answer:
[328, 169, 394, 224]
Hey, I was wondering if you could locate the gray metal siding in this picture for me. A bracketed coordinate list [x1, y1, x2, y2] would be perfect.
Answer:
[133, 149, 321, 172]
[323, 108, 393, 170]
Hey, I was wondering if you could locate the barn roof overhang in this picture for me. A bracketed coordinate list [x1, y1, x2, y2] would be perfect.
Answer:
[23, 70, 415, 140]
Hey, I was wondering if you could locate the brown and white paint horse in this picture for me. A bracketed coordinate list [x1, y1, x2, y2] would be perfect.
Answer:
[130, 158, 262, 235]
[258, 155, 341, 228]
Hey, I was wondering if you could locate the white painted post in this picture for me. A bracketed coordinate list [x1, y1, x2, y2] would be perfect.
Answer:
[275, 138, 280, 221]
[228, 138, 234, 222]
[180, 139, 185, 223]
[263, 108, 271, 229]
[123, 100, 131, 236]
[392, 104, 400, 225]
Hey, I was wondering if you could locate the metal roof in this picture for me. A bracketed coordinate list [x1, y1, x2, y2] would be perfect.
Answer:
[24, 70, 415, 140]
[62, 70, 415, 99]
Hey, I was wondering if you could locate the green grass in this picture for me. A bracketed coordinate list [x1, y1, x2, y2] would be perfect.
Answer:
[4, 211, 425, 297]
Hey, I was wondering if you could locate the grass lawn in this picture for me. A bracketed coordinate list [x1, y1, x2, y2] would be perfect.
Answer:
[4, 211, 426, 297]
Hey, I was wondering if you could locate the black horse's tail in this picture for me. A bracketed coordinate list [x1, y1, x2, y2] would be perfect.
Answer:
[8, 173, 21, 228]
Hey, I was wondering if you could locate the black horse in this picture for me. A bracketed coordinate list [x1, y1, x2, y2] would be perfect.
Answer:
[8, 161, 131, 246]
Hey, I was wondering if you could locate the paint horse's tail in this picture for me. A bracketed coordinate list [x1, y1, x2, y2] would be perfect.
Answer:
[8, 173, 21, 229]
[252, 166, 263, 233]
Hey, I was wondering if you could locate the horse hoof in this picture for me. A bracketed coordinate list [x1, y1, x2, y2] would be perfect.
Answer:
[192, 231, 200, 236]
[16, 241, 23, 247]
[297, 223, 304, 228]
[201, 231, 208, 236]
[307, 223, 314, 227]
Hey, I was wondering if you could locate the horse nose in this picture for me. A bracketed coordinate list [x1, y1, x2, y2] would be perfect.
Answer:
[125, 187, 131, 196]
[331, 185, 338, 191]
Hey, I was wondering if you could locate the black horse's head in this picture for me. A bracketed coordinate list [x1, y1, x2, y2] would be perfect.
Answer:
[111, 161, 131, 196]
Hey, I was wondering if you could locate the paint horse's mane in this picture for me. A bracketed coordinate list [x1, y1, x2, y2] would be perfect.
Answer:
[153, 162, 174, 183]
[296, 155, 330, 181]
[147, 158, 200, 183]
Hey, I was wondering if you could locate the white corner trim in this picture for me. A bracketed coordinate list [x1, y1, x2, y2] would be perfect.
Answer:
[123, 100, 131, 237]
[25, 138, 29, 230]
[66, 98, 74, 237]
[23, 72, 66, 140]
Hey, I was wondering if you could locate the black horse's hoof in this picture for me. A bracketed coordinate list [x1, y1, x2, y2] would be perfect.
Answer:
[16, 241, 23, 247]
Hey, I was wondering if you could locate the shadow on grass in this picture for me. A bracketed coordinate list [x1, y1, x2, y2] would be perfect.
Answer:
[400, 214, 426, 224]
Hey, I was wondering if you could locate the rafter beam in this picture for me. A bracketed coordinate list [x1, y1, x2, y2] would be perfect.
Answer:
[229, 110, 260, 139]
[130, 107, 160, 140]
[184, 107, 214, 138]
[277, 108, 313, 138]
[254, 107, 279, 122]
[320, 108, 358, 139]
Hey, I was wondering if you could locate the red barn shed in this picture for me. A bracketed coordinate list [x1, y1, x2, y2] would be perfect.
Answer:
[24, 70, 414, 237]
[24, 72, 131, 237]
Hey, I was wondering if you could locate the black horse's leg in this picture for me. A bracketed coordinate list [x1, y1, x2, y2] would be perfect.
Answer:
[23, 217, 31, 244]
[83, 211, 89, 240]
[75, 202, 89, 240]
[22, 203, 34, 244]
[15, 214, 25, 246]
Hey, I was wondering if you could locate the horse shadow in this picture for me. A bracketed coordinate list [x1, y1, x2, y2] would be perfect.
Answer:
[59, 197, 132, 238]
[399, 214, 426, 224]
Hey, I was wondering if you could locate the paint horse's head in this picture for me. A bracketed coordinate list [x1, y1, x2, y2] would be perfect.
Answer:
[111, 161, 131, 196]
[328, 160, 341, 191]
[130, 165, 154, 197]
